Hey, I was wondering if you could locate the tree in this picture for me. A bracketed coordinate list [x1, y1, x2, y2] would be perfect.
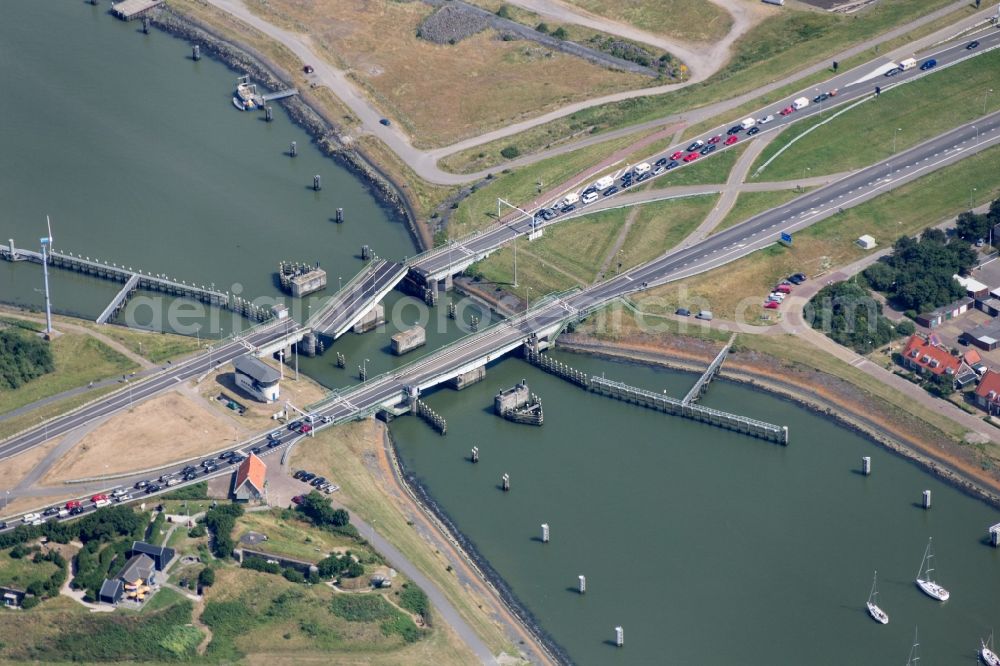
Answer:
[955, 211, 990, 243]
[895, 319, 915, 337]
[551, 26, 568, 39]
[806, 281, 898, 353]
[495, 4, 512, 18]
[499, 146, 520, 159]
[535, 22, 549, 34]
[198, 567, 215, 588]
[864, 261, 896, 291]
[864, 232, 976, 313]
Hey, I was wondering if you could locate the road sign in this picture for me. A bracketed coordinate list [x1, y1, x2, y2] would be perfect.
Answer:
[780, 232, 793, 247]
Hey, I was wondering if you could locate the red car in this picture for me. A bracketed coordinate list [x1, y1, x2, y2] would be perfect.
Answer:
[725, 135, 739, 146]
[780, 106, 795, 116]
[707, 135, 722, 144]
[66, 500, 82, 510]
[91, 494, 109, 503]
[291, 495, 304, 505]
[774, 284, 792, 293]
[299, 423, 313, 434]
[683, 152, 700, 162]
[670, 151, 684, 160]
[764, 301, 780, 309]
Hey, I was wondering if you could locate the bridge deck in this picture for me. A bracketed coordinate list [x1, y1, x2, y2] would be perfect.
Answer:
[111, 0, 163, 20]
[308, 260, 409, 338]
[96, 274, 140, 324]
[260, 88, 298, 102]
[682, 333, 735, 404]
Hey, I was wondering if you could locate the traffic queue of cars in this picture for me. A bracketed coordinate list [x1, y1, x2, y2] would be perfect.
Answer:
[538, 83, 848, 224]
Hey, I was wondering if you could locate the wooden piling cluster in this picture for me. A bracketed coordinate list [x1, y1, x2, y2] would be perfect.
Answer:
[413, 398, 447, 435]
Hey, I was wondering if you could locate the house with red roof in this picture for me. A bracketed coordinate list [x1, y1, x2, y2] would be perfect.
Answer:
[974, 369, 1000, 415]
[901, 335, 961, 376]
[233, 453, 266, 502]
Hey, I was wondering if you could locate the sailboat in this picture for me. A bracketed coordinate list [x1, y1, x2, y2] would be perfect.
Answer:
[905, 627, 920, 666]
[981, 632, 1000, 666]
[866, 570, 889, 624]
[915, 537, 950, 601]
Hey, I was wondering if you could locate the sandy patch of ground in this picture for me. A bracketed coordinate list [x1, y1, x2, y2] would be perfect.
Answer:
[0, 437, 63, 488]
[195, 358, 328, 432]
[2, 494, 73, 518]
[41, 392, 236, 483]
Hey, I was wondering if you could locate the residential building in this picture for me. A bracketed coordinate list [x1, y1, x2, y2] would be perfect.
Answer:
[954, 274, 990, 298]
[233, 453, 266, 502]
[131, 541, 175, 572]
[98, 541, 174, 606]
[975, 369, 1000, 415]
[233, 355, 281, 403]
[962, 320, 1000, 351]
[901, 335, 962, 376]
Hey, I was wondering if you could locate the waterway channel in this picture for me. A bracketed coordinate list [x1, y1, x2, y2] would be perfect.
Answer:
[391, 350, 1000, 665]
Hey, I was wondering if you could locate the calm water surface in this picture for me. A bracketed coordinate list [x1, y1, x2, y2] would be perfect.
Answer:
[391, 351, 1000, 665]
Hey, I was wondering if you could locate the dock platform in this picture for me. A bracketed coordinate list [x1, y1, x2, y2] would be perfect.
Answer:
[111, 0, 164, 20]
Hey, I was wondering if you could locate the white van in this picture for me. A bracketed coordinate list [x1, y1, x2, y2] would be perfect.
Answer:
[634, 162, 651, 175]
[740, 117, 756, 130]
[899, 57, 917, 71]
[581, 191, 599, 205]
[560, 192, 580, 208]
[594, 175, 615, 191]
[22, 513, 41, 524]
[792, 97, 810, 110]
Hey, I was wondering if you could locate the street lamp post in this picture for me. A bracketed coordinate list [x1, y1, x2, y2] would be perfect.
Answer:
[892, 127, 902, 154]
[985, 88, 994, 115]
[973, 124, 979, 142]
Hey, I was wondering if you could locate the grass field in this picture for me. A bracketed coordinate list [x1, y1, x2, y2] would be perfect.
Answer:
[0, 333, 136, 417]
[472, 207, 629, 293]
[290, 419, 519, 658]
[235, 510, 363, 563]
[448, 129, 654, 237]
[564, 0, 732, 43]
[633, 142, 1000, 322]
[0, 547, 60, 591]
[751, 48, 1000, 180]
[653, 141, 748, 188]
[618, 194, 717, 270]
[78, 324, 201, 364]
[240, 0, 649, 148]
[439, 0, 968, 171]
[711, 189, 808, 235]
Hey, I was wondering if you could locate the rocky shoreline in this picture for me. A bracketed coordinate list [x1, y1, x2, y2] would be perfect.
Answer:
[556, 335, 1000, 511]
[383, 428, 571, 665]
[149, 6, 429, 252]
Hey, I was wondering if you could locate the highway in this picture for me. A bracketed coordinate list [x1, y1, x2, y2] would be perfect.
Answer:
[410, 27, 1000, 280]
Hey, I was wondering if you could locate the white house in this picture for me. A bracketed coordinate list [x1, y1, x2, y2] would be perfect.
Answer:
[233, 355, 280, 403]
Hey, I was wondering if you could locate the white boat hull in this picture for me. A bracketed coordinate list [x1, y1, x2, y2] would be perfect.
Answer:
[916, 578, 949, 601]
[866, 602, 889, 624]
[982, 646, 1000, 666]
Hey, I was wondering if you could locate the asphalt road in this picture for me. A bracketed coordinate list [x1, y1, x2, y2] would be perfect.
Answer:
[308, 259, 407, 337]
[412, 28, 1000, 278]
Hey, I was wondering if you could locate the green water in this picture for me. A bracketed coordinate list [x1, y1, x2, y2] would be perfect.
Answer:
[0, 1, 413, 309]
[391, 351, 1000, 665]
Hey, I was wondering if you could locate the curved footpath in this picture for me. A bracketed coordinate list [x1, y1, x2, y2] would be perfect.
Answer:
[201, 0, 988, 184]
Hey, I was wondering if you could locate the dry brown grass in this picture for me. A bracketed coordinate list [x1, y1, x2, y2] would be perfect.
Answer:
[0, 437, 62, 488]
[565, 0, 733, 43]
[2, 494, 73, 518]
[242, 0, 649, 147]
[41, 392, 235, 483]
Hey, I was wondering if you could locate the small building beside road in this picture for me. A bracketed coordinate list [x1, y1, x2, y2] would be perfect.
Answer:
[974, 369, 1000, 415]
[233, 453, 267, 502]
[955, 274, 990, 298]
[901, 335, 964, 376]
[233, 355, 281, 403]
[915, 297, 973, 329]
[856, 234, 877, 250]
[98, 541, 175, 606]
[961, 320, 1000, 351]
[1, 586, 26, 608]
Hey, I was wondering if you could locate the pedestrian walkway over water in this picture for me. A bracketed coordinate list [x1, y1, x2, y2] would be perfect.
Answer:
[111, 0, 163, 20]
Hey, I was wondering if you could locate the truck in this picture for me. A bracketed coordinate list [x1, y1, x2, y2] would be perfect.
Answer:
[22, 513, 41, 524]
[899, 57, 917, 71]
[792, 97, 810, 110]
[560, 192, 580, 208]
[594, 175, 615, 191]
[740, 117, 756, 130]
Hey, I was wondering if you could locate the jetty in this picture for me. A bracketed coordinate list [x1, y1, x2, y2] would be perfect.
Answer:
[110, 0, 163, 20]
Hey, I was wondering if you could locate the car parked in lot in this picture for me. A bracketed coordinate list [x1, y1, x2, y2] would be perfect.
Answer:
[324, 485, 340, 494]
[758, 114, 775, 124]
[920, 58, 937, 70]
[788, 273, 807, 284]
[780, 106, 795, 116]
[301, 472, 316, 482]
[966, 40, 980, 50]
[764, 300, 780, 309]
[686, 140, 705, 152]
[293, 470, 307, 479]
[291, 495, 304, 505]
[683, 152, 699, 162]
[774, 284, 792, 293]
[379, 118, 391, 126]
[675, 308, 691, 317]
[746, 126, 760, 136]
[707, 134, 722, 144]
[670, 151, 684, 160]
[724, 135, 738, 146]
[700, 145, 717, 155]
